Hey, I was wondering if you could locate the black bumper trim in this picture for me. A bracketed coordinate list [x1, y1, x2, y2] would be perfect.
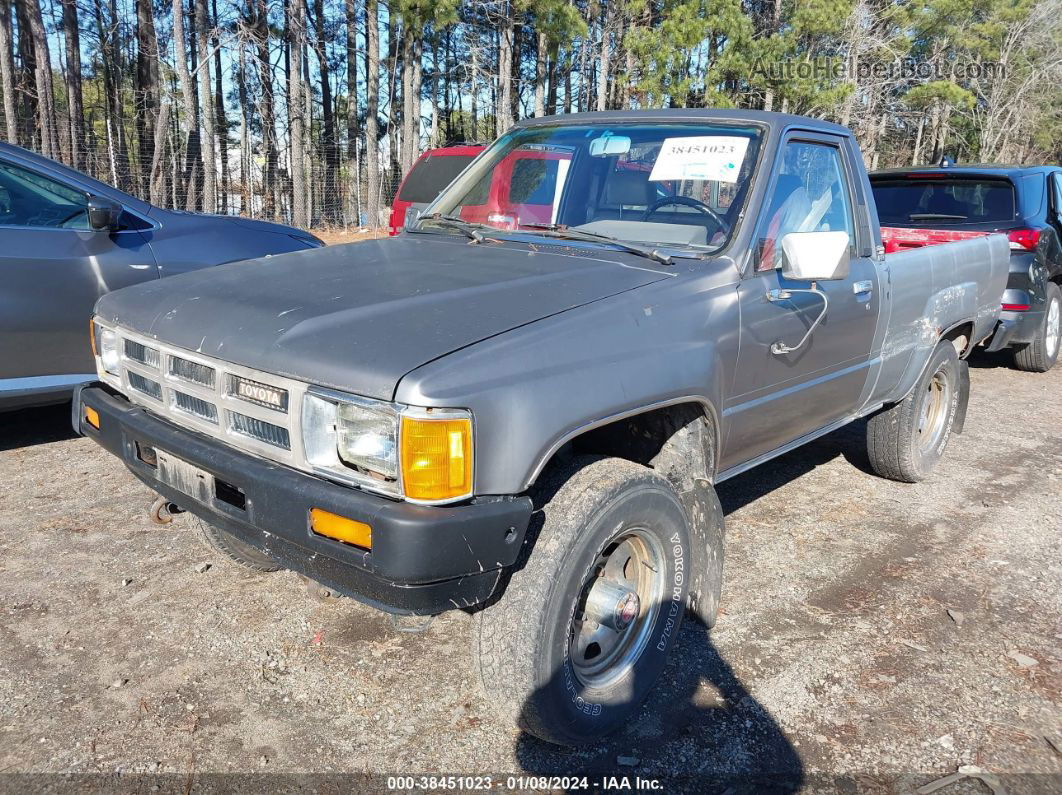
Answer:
[984, 310, 1042, 353]
[75, 384, 532, 615]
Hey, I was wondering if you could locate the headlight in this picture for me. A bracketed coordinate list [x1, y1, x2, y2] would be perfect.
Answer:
[301, 389, 473, 503]
[337, 401, 398, 478]
[95, 322, 120, 375]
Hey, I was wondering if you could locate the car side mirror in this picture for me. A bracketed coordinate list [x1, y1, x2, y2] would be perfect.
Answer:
[779, 231, 850, 281]
[87, 195, 122, 232]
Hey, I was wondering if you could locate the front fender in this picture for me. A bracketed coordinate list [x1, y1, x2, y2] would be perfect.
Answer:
[395, 270, 740, 496]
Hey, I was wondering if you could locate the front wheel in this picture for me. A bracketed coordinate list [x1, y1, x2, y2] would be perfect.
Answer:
[867, 341, 963, 483]
[196, 518, 282, 572]
[1013, 281, 1061, 373]
[473, 457, 694, 746]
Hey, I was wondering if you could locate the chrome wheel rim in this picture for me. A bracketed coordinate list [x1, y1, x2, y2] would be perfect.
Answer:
[918, 368, 952, 454]
[1046, 298, 1060, 359]
[570, 529, 666, 689]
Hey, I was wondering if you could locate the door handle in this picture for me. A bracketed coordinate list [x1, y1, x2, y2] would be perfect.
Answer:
[853, 280, 873, 295]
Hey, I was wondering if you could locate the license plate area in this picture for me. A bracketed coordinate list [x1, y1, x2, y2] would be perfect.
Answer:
[156, 449, 214, 504]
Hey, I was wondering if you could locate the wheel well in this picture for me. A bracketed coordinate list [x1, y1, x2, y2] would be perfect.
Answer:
[535, 402, 717, 493]
[942, 321, 975, 357]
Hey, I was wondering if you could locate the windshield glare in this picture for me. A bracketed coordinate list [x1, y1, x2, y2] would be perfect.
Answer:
[418, 123, 763, 252]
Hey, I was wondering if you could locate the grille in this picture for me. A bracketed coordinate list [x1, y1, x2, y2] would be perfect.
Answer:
[128, 372, 163, 400]
[172, 391, 218, 423]
[229, 411, 291, 450]
[169, 355, 216, 388]
[105, 328, 399, 501]
[124, 339, 160, 368]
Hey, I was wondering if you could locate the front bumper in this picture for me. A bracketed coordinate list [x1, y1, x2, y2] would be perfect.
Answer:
[75, 384, 532, 615]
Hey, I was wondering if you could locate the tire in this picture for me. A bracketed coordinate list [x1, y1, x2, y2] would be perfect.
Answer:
[473, 456, 693, 746]
[1013, 281, 1061, 373]
[195, 518, 281, 572]
[867, 341, 962, 483]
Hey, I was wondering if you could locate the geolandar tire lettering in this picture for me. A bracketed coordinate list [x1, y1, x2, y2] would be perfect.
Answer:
[472, 456, 698, 746]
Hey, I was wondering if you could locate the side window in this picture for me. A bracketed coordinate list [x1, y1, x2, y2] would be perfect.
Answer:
[756, 141, 853, 272]
[1053, 173, 1062, 217]
[0, 160, 89, 229]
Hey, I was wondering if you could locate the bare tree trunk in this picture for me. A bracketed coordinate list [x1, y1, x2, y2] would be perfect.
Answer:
[135, 0, 160, 188]
[213, 0, 229, 213]
[345, 0, 358, 219]
[236, 38, 250, 214]
[253, 0, 276, 217]
[149, 101, 171, 204]
[365, 0, 380, 227]
[173, 0, 201, 209]
[288, 0, 309, 227]
[911, 113, 925, 166]
[596, 3, 609, 112]
[59, 0, 85, 167]
[497, 3, 514, 131]
[409, 36, 422, 165]
[1, 0, 20, 142]
[21, 0, 58, 158]
[469, 33, 478, 138]
[195, 0, 217, 212]
[311, 0, 338, 222]
[534, 30, 546, 117]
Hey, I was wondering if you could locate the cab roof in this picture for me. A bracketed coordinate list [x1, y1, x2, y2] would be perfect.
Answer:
[516, 109, 851, 137]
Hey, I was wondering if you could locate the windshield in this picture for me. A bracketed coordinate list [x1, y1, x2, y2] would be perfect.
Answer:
[871, 177, 1017, 226]
[417, 122, 763, 252]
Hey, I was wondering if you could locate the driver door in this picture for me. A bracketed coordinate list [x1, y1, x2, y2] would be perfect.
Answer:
[720, 134, 881, 471]
[0, 157, 159, 386]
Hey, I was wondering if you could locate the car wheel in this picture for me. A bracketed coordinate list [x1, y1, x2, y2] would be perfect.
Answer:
[867, 341, 962, 483]
[1013, 282, 1061, 373]
[472, 456, 696, 746]
[196, 518, 282, 572]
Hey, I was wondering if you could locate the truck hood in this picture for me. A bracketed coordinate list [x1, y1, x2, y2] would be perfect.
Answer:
[95, 236, 670, 400]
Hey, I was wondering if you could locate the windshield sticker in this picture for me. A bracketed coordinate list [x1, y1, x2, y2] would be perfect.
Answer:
[648, 136, 750, 183]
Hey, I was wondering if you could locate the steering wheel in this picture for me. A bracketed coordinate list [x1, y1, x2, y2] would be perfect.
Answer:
[642, 195, 729, 234]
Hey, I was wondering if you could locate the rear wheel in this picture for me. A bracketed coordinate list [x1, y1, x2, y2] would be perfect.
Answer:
[196, 518, 281, 572]
[1013, 282, 1061, 373]
[867, 341, 962, 483]
[473, 457, 694, 746]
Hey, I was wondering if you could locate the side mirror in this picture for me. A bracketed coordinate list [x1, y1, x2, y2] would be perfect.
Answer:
[780, 231, 850, 281]
[86, 195, 122, 232]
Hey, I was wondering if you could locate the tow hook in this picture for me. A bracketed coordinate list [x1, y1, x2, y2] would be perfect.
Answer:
[149, 496, 185, 525]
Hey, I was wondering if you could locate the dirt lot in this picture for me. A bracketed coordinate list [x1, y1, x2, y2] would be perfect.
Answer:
[1, 355, 1059, 792]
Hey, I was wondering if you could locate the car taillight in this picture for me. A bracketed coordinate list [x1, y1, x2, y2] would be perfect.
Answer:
[1001, 303, 1030, 311]
[1007, 228, 1040, 251]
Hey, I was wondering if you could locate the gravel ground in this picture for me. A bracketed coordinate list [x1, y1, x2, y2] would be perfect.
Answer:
[0, 354, 1059, 792]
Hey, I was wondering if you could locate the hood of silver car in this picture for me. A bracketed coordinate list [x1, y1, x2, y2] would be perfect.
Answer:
[94, 235, 670, 400]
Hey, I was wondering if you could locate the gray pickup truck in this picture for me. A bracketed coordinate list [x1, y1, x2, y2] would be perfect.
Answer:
[75, 110, 1009, 745]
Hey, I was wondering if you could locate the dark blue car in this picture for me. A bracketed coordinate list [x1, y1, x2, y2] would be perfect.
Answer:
[872, 164, 1062, 372]
[0, 142, 323, 410]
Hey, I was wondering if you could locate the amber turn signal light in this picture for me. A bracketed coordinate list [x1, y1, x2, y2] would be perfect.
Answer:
[84, 405, 100, 430]
[310, 508, 372, 550]
[400, 415, 472, 502]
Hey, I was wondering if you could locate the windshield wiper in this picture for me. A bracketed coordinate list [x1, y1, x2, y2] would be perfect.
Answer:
[908, 213, 968, 221]
[420, 214, 494, 243]
[520, 223, 673, 266]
